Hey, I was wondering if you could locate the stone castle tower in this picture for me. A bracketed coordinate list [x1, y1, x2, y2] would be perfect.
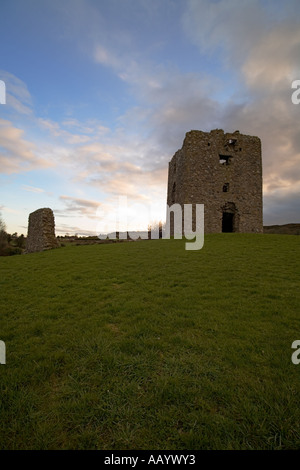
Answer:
[167, 129, 263, 233]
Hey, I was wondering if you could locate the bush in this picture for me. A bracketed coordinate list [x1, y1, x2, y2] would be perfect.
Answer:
[0, 231, 8, 256]
[16, 234, 25, 249]
[9, 246, 23, 255]
[0, 246, 23, 256]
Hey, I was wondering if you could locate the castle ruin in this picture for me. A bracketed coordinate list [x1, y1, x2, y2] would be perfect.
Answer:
[167, 129, 263, 233]
[26, 208, 60, 253]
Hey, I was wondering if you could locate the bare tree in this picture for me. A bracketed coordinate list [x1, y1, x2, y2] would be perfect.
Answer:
[0, 213, 6, 233]
[0, 213, 8, 254]
[148, 220, 166, 239]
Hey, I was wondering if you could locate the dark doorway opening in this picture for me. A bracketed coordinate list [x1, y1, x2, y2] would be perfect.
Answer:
[222, 212, 234, 232]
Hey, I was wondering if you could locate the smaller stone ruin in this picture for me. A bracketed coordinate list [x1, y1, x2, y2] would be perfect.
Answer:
[26, 208, 60, 254]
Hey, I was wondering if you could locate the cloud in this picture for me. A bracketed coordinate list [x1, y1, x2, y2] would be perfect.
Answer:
[183, 0, 300, 63]
[61, 118, 110, 136]
[92, 35, 224, 165]
[0, 71, 33, 115]
[183, 0, 261, 56]
[22, 185, 45, 193]
[83, 27, 300, 225]
[0, 119, 52, 174]
[180, 0, 300, 224]
[38, 118, 92, 144]
[58, 195, 101, 217]
[2, 1, 300, 230]
[94, 45, 121, 69]
[263, 185, 300, 225]
[182, 0, 300, 91]
[55, 222, 97, 236]
[0, 205, 21, 215]
[67, 137, 168, 204]
[242, 25, 300, 92]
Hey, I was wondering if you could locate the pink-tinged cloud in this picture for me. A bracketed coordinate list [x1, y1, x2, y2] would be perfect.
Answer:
[0, 119, 52, 174]
[38, 118, 92, 144]
[58, 195, 102, 217]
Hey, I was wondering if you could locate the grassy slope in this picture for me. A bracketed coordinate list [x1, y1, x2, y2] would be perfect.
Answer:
[0, 234, 299, 450]
[264, 223, 300, 235]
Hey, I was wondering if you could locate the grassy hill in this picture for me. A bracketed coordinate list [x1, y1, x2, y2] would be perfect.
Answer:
[264, 223, 300, 235]
[0, 234, 299, 450]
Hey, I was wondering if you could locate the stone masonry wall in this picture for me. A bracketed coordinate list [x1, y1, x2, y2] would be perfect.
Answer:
[26, 208, 60, 253]
[167, 129, 263, 234]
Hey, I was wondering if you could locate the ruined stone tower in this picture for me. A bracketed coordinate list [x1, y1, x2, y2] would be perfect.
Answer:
[167, 129, 263, 233]
[26, 208, 60, 253]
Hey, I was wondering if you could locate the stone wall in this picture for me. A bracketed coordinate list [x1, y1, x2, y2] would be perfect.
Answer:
[26, 208, 60, 253]
[167, 129, 263, 234]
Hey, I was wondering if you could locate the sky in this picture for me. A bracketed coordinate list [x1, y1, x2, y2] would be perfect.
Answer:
[0, 0, 299, 236]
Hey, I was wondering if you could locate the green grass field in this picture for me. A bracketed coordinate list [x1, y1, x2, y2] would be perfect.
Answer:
[0, 234, 299, 450]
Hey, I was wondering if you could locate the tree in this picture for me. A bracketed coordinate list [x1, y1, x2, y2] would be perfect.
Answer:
[0, 213, 6, 233]
[0, 213, 8, 255]
[148, 220, 166, 239]
[16, 234, 25, 249]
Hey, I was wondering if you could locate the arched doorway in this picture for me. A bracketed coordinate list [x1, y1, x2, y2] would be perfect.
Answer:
[222, 212, 234, 232]
[221, 202, 238, 233]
